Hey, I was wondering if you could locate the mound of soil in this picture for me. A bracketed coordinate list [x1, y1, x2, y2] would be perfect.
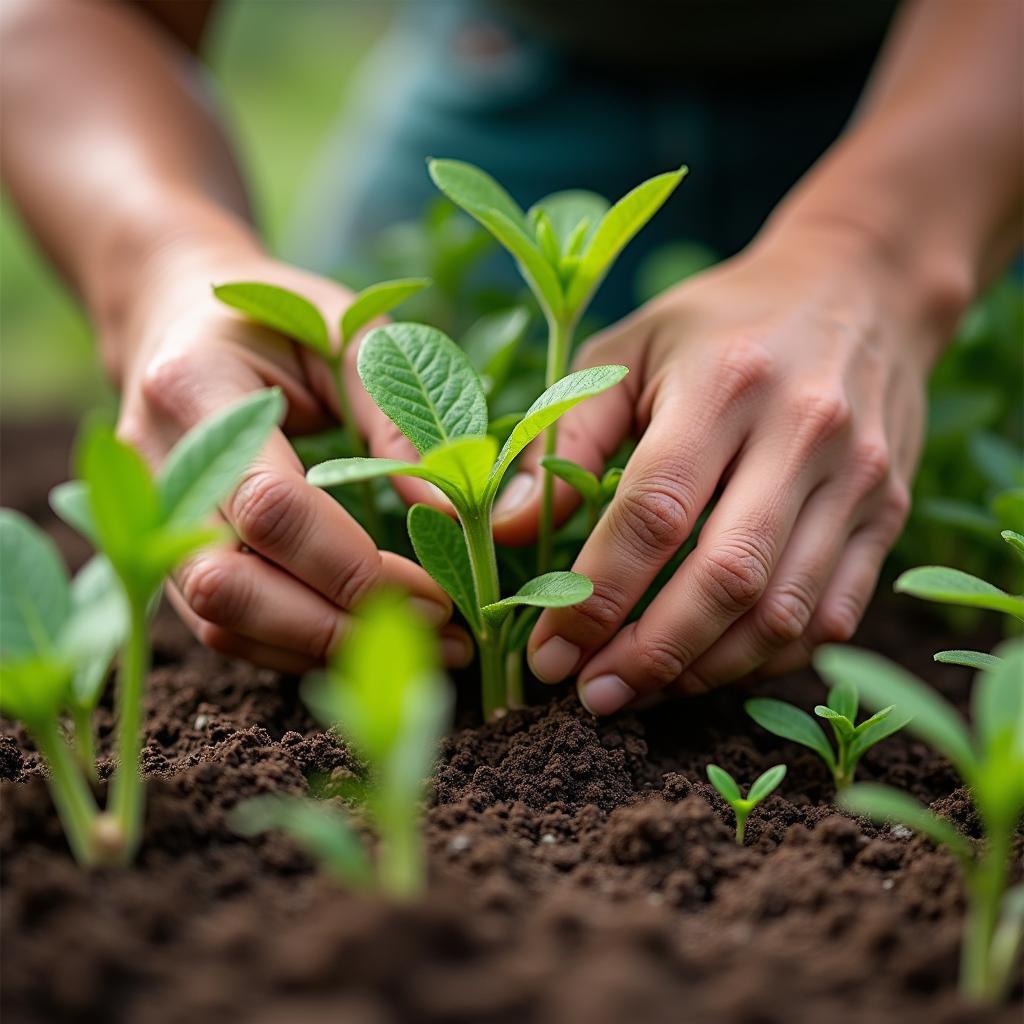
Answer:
[2, 421, 1021, 1024]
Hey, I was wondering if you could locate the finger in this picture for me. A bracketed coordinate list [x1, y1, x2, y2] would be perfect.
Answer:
[526, 378, 753, 685]
[441, 624, 475, 669]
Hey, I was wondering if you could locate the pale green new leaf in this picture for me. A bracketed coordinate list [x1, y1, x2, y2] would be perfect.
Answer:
[159, 388, 284, 525]
[565, 167, 687, 312]
[307, 457, 438, 489]
[539, 456, 600, 501]
[1002, 529, 1024, 560]
[744, 697, 836, 770]
[839, 783, 971, 862]
[420, 435, 498, 507]
[357, 324, 487, 455]
[934, 650, 1002, 671]
[532, 209, 561, 266]
[0, 509, 70, 658]
[49, 481, 96, 544]
[972, 639, 1024, 756]
[481, 571, 593, 623]
[706, 764, 742, 804]
[601, 466, 623, 499]
[530, 190, 610, 255]
[0, 657, 72, 727]
[849, 705, 913, 762]
[827, 680, 858, 720]
[814, 646, 977, 777]
[486, 365, 628, 500]
[895, 565, 1024, 620]
[407, 504, 480, 633]
[815, 705, 854, 738]
[340, 277, 431, 345]
[214, 282, 330, 356]
[748, 764, 787, 804]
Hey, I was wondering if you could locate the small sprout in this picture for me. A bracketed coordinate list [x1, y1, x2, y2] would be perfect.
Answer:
[817, 641, 1024, 1005]
[705, 763, 786, 844]
[306, 322, 627, 717]
[214, 277, 430, 538]
[745, 680, 910, 791]
[2, 390, 282, 865]
[234, 591, 451, 898]
[540, 455, 623, 530]
[428, 159, 686, 569]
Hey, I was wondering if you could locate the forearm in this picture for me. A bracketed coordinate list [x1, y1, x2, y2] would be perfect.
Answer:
[0, 0, 259, 380]
[767, 0, 1023, 344]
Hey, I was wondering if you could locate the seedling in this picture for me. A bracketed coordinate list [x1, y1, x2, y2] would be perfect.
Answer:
[745, 681, 910, 791]
[540, 455, 622, 531]
[214, 277, 430, 538]
[705, 763, 786, 844]
[816, 642, 1024, 1004]
[428, 159, 686, 569]
[234, 590, 450, 898]
[305, 322, 627, 717]
[2, 389, 283, 864]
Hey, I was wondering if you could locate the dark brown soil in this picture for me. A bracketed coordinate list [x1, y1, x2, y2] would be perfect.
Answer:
[2, 421, 1021, 1024]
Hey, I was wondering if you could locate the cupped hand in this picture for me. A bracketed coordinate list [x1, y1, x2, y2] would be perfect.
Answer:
[112, 242, 471, 672]
[494, 222, 939, 713]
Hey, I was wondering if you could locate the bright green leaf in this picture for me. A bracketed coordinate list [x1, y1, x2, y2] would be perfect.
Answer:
[934, 650, 1003, 671]
[1002, 529, 1024, 560]
[706, 764, 742, 804]
[308, 457, 438, 489]
[744, 697, 836, 770]
[49, 481, 96, 544]
[481, 571, 593, 623]
[747, 764, 787, 804]
[815, 705, 854, 738]
[849, 705, 913, 762]
[533, 209, 561, 267]
[214, 282, 330, 357]
[530, 190, 609, 255]
[827, 680, 858, 721]
[420, 435, 498, 507]
[539, 455, 600, 501]
[340, 277, 431, 346]
[895, 565, 1024, 620]
[0, 657, 73, 727]
[601, 466, 623, 499]
[972, 639, 1024, 756]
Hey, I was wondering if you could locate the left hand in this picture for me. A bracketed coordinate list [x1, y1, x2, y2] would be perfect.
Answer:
[493, 221, 942, 714]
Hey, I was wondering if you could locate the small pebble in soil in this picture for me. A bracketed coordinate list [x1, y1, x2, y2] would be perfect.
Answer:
[889, 824, 913, 840]
[540, 833, 557, 845]
[447, 834, 472, 853]
[881, 878, 895, 890]
[193, 714, 209, 731]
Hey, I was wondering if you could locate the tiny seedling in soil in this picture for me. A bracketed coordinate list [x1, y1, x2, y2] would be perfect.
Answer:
[816, 641, 1024, 1005]
[214, 276, 430, 538]
[745, 681, 911, 791]
[1, 389, 283, 865]
[705, 763, 786, 845]
[234, 590, 451, 899]
[306, 321, 627, 718]
[429, 159, 686, 569]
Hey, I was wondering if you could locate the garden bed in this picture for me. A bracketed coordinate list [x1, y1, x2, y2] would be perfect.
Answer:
[2, 421, 1020, 1024]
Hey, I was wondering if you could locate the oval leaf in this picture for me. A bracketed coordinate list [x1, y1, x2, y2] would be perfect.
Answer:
[481, 571, 593, 623]
[420, 435, 498, 507]
[744, 697, 836, 770]
[407, 504, 480, 633]
[49, 481, 96, 544]
[934, 650, 1003, 671]
[340, 277, 431, 345]
[308, 457, 440, 489]
[539, 456, 600, 501]
[706, 763, 741, 804]
[747, 764, 787, 805]
[972, 639, 1024, 756]
[214, 282, 330, 356]
[826, 680, 858, 721]
[357, 324, 487, 455]
[895, 565, 1024, 620]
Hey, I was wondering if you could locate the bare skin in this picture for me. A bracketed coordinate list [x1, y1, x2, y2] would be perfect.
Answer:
[2, 1, 1021, 697]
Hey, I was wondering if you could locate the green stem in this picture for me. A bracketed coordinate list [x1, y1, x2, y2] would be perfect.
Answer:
[586, 498, 601, 534]
[330, 356, 382, 543]
[462, 510, 506, 718]
[960, 827, 1010, 1002]
[378, 811, 423, 900]
[70, 704, 98, 785]
[108, 595, 150, 864]
[539, 314, 574, 573]
[35, 721, 100, 865]
[505, 640, 524, 709]
[735, 808, 749, 846]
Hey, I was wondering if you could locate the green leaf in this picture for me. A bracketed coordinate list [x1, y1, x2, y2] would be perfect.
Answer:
[159, 388, 284, 525]
[140, 523, 226, 581]
[849, 705, 913, 762]
[970, 433, 1024, 490]
[972, 639, 1024, 756]
[1002, 529, 1024, 560]
[308, 457, 438, 489]
[814, 646, 977, 777]
[826, 680, 858, 720]
[529, 190, 609, 255]
[420, 435, 498, 507]
[747, 764, 787, 804]
[340, 277, 431, 346]
[486, 365, 628, 500]
[487, 412, 525, 443]
[895, 565, 1024, 620]
[815, 705, 854, 738]
[0, 509, 70, 659]
[407, 504, 481, 633]
[539, 456, 600, 502]
[232, 794, 372, 887]
[49, 481, 96, 544]
[565, 167, 687, 312]
[744, 697, 836, 771]
[934, 650, 1003, 671]
[481, 571, 593, 623]
[0, 657, 73, 727]
[532, 209, 561, 267]
[601, 466, 623, 499]
[507, 606, 541, 652]
[214, 282, 330, 357]
[706, 764, 741, 804]
[839, 784, 971, 862]
[427, 159, 565, 317]
[357, 323, 487, 455]
[463, 307, 530, 392]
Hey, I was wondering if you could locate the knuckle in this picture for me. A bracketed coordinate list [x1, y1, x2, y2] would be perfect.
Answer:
[567, 579, 630, 637]
[633, 631, 689, 684]
[230, 470, 306, 554]
[815, 598, 860, 645]
[179, 555, 244, 627]
[884, 479, 911, 527]
[699, 537, 772, 614]
[139, 355, 197, 423]
[323, 554, 379, 610]
[792, 388, 852, 452]
[757, 580, 816, 646]
[612, 474, 694, 553]
[850, 438, 892, 494]
[713, 338, 775, 403]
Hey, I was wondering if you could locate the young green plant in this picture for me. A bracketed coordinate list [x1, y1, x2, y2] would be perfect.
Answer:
[815, 642, 1024, 1004]
[745, 681, 911, 791]
[706, 763, 786, 845]
[540, 455, 622, 532]
[428, 159, 686, 569]
[234, 589, 450, 899]
[11, 388, 285, 865]
[214, 277, 430, 538]
[305, 322, 627, 718]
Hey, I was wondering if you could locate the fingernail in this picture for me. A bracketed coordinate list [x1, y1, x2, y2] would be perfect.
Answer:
[495, 473, 535, 518]
[529, 636, 580, 684]
[443, 634, 474, 667]
[577, 674, 636, 716]
[410, 597, 450, 627]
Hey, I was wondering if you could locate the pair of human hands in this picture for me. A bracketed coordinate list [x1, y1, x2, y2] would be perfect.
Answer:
[115, 220, 930, 714]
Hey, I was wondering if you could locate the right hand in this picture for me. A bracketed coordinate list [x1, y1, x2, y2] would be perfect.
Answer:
[110, 235, 471, 673]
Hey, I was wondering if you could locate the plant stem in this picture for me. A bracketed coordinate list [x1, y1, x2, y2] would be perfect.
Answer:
[70, 704, 98, 785]
[539, 314, 574, 573]
[378, 811, 423, 900]
[108, 594, 151, 864]
[462, 510, 506, 718]
[34, 721, 99, 865]
[330, 356, 382, 543]
[735, 810, 748, 846]
[960, 827, 1010, 1002]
